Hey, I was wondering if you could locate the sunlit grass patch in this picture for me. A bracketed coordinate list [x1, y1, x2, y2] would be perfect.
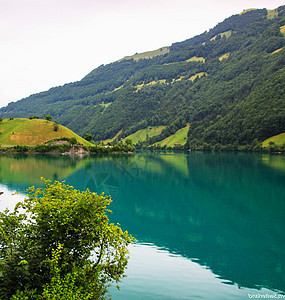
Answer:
[0, 118, 90, 146]
[172, 76, 185, 83]
[267, 9, 278, 19]
[107, 85, 123, 93]
[280, 25, 285, 36]
[271, 48, 283, 54]
[186, 56, 205, 63]
[210, 30, 232, 41]
[155, 124, 190, 147]
[188, 72, 207, 81]
[119, 47, 170, 62]
[100, 102, 112, 108]
[100, 102, 112, 114]
[262, 133, 285, 147]
[124, 126, 166, 144]
[135, 79, 167, 91]
[219, 53, 230, 61]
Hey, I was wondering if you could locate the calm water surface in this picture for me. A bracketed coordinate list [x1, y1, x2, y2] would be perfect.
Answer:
[0, 152, 285, 299]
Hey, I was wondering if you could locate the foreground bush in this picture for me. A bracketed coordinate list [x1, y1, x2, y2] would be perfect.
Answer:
[0, 179, 133, 299]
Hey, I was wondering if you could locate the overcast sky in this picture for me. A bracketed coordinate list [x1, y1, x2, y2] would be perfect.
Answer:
[0, 0, 284, 109]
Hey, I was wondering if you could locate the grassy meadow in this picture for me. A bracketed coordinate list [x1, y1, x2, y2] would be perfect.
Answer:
[186, 56, 205, 63]
[262, 133, 285, 147]
[267, 9, 278, 19]
[219, 53, 230, 61]
[156, 124, 190, 147]
[210, 30, 232, 41]
[135, 80, 167, 91]
[189, 72, 207, 81]
[124, 126, 166, 144]
[280, 25, 285, 36]
[0, 118, 91, 146]
[119, 47, 170, 62]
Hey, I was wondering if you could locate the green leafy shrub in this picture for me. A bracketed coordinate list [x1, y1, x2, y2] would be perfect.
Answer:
[0, 179, 134, 299]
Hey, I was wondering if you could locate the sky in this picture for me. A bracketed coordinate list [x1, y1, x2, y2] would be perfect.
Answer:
[0, 0, 284, 109]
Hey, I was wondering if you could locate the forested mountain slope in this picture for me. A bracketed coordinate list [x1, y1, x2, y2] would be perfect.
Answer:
[1, 6, 285, 146]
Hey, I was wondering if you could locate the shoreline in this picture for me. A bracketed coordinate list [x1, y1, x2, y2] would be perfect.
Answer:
[0, 145, 135, 155]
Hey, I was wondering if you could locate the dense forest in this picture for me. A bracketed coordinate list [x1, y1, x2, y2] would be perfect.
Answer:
[1, 6, 285, 147]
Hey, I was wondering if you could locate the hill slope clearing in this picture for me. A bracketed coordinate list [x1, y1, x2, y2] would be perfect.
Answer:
[281, 25, 285, 36]
[155, 124, 190, 147]
[124, 126, 166, 144]
[262, 133, 285, 147]
[0, 118, 91, 146]
[103, 129, 123, 143]
[119, 47, 170, 62]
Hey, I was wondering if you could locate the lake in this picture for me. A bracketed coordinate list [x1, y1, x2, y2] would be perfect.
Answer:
[0, 152, 285, 299]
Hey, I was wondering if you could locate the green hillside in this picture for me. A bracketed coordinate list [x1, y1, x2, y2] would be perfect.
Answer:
[1, 6, 285, 149]
[124, 126, 166, 144]
[262, 132, 285, 147]
[156, 124, 189, 147]
[0, 118, 91, 146]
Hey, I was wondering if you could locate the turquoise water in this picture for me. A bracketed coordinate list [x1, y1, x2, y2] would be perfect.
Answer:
[0, 152, 285, 299]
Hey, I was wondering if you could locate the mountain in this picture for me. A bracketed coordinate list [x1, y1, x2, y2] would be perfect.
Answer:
[1, 6, 285, 147]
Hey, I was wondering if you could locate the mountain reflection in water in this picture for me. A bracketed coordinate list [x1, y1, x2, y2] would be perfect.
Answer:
[0, 152, 284, 296]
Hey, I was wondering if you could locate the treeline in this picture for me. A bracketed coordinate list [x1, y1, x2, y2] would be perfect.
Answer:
[140, 141, 284, 153]
[11, 144, 71, 153]
[87, 143, 135, 154]
[0, 140, 135, 154]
